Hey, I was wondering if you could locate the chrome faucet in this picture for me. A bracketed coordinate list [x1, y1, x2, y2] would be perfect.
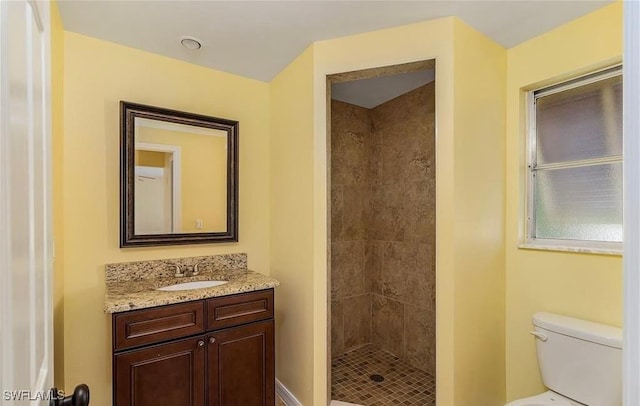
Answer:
[193, 263, 202, 276]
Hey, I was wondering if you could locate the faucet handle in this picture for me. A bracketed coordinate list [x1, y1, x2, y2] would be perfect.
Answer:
[172, 264, 184, 277]
[193, 263, 202, 276]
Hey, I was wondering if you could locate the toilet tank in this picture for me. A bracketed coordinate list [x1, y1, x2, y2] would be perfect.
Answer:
[533, 312, 622, 406]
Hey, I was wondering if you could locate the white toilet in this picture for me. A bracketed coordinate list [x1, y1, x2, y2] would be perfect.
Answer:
[507, 312, 622, 406]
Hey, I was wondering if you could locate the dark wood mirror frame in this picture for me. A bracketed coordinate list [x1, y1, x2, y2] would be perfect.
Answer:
[120, 101, 239, 247]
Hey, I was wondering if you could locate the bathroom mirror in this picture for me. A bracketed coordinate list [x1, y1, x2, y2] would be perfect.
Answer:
[120, 101, 238, 247]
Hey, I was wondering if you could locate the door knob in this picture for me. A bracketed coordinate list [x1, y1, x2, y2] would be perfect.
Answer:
[197, 340, 205, 347]
[49, 384, 90, 406]
[209, 337, 216, 344]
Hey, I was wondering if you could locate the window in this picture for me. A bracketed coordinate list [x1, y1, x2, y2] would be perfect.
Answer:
[526, 66, 623, 252]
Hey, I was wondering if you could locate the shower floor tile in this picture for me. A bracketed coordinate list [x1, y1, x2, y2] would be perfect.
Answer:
[331, 344, 435, 406]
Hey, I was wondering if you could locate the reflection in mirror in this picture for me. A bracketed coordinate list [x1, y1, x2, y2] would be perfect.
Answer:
[121, 101, 238, 247]
[133, 118, 228, 234]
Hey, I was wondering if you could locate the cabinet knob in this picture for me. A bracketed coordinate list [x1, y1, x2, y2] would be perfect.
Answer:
[209, 337, 216, 344]
[197, 340, 205, 347]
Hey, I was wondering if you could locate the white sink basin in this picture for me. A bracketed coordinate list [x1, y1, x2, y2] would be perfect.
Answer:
[157, 280, 228, 291]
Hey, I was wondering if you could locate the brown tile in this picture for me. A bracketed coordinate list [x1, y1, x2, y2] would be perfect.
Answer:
[331, 344, 435, 406]
[377, 125, 405, 183]
[370, 82, 435, 131]
[342, 186, 366, 240]
[404, 244, 436, 313]
[344, 294, 371, 350]
[417, 243, 436, 324]
[331, 241, 365, 299]
[380, 242, 418, 301]
[332, 100, 371, 135]
[416, 242, 434, 274]
[331, 135, 366, 186]
[404, 270, 435, 313]
[365, 241, 383, 294]
[365, 185, 383, 240]
[332, 299, 345, 358]
[379, 120, 433, 183]
[370, 82, 436, 192]
[403, 181, 436, 243]
[331, 186, 344, 241]
[367, 132, 383, 185]
[366, 184, 405, 241]
[372, 294, 405, 358]
[426, 326, 436, 377]
[405, 305, 434, 375]
[424, 111, 436, 158]
[331, 100, 370, 187]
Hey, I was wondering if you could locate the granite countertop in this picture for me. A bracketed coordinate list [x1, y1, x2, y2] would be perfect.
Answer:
[105, 268, 280, 314]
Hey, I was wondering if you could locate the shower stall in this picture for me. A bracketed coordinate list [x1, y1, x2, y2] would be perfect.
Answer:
[329, 62, 436, 406]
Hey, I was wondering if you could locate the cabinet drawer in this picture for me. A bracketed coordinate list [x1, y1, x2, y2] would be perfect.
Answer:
[206, 289, 273, 330]
[113, 301, 205, 351]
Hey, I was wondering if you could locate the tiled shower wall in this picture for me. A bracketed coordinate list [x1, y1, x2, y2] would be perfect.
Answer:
[331, 82, 436, 375]
[331, 100, 371, 357]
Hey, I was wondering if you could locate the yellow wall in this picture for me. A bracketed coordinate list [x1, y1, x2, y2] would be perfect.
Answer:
[135, 150, 165, 167]
[505, 3, 623, 401]
[267, 17, 507, 405]
[62, 32, 270, 404]
[452, 19, 507, 406]
[51, 0, 65, 389]
[137, 127, 228, 232]
[269, 46, 316, 405]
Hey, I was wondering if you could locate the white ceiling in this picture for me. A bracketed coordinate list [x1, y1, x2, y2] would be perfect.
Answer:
[332, 69, 435, 109]
[58, 1, 612, 82]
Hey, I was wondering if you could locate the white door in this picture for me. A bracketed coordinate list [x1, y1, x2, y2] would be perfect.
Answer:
[135, 166, 169, 234]
[624, 2, 640, 405]
[0, 0, 54, 404]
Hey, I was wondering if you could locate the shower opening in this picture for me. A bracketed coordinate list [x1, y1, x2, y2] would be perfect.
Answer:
[328, 60, 436, 406]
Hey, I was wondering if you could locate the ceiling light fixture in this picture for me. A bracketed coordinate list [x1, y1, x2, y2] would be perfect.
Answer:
[179, 36, 202, 50]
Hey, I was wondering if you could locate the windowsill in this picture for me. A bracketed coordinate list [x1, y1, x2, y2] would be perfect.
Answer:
[518, 239, 623, 256]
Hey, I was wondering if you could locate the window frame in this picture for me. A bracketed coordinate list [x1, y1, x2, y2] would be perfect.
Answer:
[522, 65, 623, 255]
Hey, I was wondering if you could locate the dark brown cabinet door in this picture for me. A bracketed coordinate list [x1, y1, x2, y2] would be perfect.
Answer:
[207, 320, 275, 406]
[114, 336, 206, 406]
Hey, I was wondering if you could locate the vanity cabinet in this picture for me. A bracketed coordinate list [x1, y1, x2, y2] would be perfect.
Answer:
[112, 289, 274, 406]
[208, 320, 274, 406]
[114, 336, 206, 406]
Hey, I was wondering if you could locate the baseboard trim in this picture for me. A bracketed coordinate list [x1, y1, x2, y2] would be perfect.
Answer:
[275, 378, 303, 406]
